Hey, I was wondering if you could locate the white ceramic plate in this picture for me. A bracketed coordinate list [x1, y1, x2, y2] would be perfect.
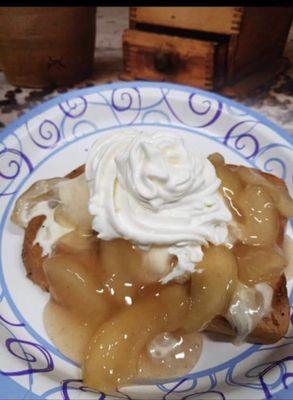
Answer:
[0, 82, 292, 400]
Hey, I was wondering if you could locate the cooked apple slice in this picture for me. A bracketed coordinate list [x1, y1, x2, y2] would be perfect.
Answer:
[236, 166, 293, 218]
[83, 284, 189, 392]
[11, 178, 62, 228]
[183, 245, 237, 333]
[208, 152, 225, 166]
[56, 230, 97, 254]
[235, 185, 279, 247]
[99, 239, 141, 305]
[214, 164, 244, 218]
[99, 239, 171, 305]
[43, 254, 112, 320]
[54, 174, 93, 231]
[233, 243, 286, 285]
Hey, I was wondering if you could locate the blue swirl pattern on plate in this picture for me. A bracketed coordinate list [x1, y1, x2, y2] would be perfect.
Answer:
[0, 82, 292, 400]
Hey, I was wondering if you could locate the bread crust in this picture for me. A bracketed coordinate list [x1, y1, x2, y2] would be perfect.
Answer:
[207, 274, 290, 344]
[20, 164, 290, 343]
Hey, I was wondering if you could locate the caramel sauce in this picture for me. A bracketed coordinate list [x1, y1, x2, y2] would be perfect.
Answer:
[44, 300, 96, 364]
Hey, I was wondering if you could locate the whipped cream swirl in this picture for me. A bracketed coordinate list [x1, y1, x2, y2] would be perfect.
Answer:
[86, 129, 232, 283]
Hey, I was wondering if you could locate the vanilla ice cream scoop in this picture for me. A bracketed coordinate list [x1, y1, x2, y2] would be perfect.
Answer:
[85, 129, 232, 283]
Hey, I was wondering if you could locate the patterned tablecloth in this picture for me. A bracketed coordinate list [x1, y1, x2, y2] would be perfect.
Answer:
[0, 7, 292, 136]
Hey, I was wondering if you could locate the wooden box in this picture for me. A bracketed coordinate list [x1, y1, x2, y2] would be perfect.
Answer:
[122, 7, 293, 96]
[123, 30, 223, 90]
[130, 7, 243, 35]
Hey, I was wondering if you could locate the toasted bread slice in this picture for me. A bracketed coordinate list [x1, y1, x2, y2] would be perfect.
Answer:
[20, 164, 290, 343]
[207, 274, 290, 344]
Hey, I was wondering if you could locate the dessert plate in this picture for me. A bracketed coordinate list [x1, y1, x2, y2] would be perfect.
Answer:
[0, 81, 292, 400]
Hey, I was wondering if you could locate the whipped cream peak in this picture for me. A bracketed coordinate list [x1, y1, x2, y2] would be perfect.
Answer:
[86, 129, 232, 283]
[115, 132, 208, 211]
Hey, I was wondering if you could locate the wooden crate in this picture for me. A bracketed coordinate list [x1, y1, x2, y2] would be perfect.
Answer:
[122, 7, 293, 96]
[123, 29, 218, 89]
[130, 7, 243, 35]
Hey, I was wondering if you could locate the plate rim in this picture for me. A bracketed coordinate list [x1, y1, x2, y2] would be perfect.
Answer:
[0, 80, 292, 146]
